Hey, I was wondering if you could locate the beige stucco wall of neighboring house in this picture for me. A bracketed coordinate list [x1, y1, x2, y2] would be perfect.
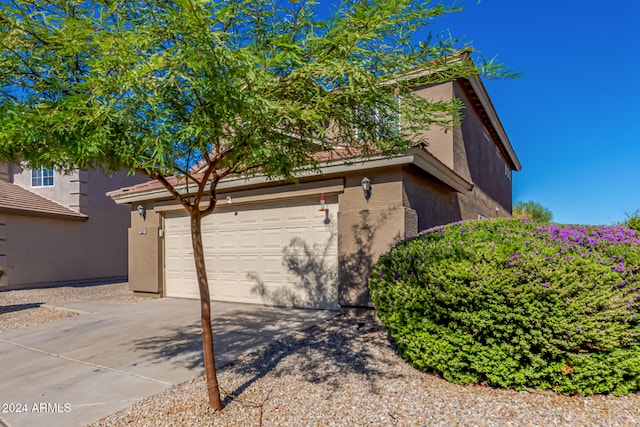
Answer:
[2, 169, 148, 288]
[11, 166, 89, 212]
[4, 215, 94, 285]
[0, 214, 7, 288]
[0, 163, 9, 182]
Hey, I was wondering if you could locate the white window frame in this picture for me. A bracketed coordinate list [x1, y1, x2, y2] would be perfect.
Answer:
[31, 166, 55, 187]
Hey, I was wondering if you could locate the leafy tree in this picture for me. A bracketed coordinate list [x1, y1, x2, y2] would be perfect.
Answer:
[615, 209, 640, 232]
[513, 200, 553, 223]
[0, 0, 510, 409]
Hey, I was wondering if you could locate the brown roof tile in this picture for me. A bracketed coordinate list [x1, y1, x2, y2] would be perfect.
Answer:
[0, 181, 88, 221]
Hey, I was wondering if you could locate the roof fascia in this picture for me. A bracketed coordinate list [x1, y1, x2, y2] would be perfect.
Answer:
[0, 207, 88, 221]
[465, 75, 522, 171]
[408, 147, 473, 193]
[110, 151, 472, 205]
[110, 155, 413, 204]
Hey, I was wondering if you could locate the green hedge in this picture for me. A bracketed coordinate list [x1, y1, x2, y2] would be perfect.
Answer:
[369, 218, 640, 395]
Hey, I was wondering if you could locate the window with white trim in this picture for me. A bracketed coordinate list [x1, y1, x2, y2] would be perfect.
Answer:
[31, 167, 54, 187]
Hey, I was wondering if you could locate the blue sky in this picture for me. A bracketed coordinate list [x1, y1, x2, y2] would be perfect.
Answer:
[429, 1, 640, 225]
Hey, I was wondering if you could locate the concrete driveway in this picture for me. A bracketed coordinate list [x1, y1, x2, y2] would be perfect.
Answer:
[0, 297, 337, 427]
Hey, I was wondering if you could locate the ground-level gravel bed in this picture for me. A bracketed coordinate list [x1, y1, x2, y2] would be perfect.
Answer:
[0, 282, 141, 333]
[90, 314, 640, 427]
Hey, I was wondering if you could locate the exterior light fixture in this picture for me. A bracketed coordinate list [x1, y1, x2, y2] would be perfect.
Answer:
[319, 194, 326, 211]
[361, 177, 372, 201]
[226, 196, 233, 204]
[137, 205, 146, 220]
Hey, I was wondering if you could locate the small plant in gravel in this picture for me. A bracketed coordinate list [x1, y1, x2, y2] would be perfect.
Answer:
[369, 218, 640, 396]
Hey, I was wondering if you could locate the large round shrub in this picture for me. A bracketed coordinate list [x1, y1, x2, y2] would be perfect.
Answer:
[369, 218, 640, 395]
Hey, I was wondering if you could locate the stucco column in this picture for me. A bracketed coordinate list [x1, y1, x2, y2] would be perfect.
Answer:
[337, 172, 417, 307]
[128, 205, 163, 296]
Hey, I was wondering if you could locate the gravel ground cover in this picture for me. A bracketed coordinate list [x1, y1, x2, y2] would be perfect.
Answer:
[3, 283, 638, 426]
[0, 281, 140, 333]
[90, 313, 640, 427]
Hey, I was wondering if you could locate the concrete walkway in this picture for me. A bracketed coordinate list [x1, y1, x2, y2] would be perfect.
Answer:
[0, 297, 337, 427]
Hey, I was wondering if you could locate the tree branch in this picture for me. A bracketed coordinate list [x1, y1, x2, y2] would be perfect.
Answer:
[142, 169, 191, 212]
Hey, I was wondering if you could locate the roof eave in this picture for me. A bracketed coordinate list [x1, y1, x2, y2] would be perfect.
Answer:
[109, 150, 473, 205]
[0, 207, 88, 221]
[464, 75, 522, 171]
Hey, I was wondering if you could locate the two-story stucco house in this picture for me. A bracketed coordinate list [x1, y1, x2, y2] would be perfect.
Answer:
[0, 164, 148, 289]
[108, 76, 521, 309]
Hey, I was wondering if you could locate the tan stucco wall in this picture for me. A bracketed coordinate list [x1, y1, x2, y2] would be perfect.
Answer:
[453, 82, 513, 217]
[123, 156, 510, 306]
[402, 165, 462, 231]
[410, 83, 455, 170]
[128, 202, 164, 295]
[121, 80, 518, 305]
[125, 170, 418, 308]
[2, 169, 148, 288]
[337, 168, 416, 307]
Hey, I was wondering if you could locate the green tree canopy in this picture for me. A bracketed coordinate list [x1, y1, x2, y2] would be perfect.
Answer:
[0, 0, 512, 409]
[0, 0, 500, 179]
[615, 209, 640, 231]
[513, 200, 554, 223]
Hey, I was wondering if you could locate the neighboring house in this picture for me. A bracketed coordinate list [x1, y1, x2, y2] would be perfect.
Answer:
[108, 76, 521, 309]
[0, 164, 149, 289]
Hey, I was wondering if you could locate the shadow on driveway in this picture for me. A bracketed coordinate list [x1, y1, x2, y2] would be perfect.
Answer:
[128, 305, 338, 373]
[131, 307, 398, 407]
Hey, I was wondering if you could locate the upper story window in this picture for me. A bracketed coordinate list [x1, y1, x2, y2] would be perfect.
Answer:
[31, 166, 54, 187]
[355, 98, 401, 141]
[504, 164, 512, 181]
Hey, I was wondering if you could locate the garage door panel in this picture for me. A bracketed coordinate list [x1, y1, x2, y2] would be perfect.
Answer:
[261, 229, 283, 249]
[215, 287, 255, 303]
[285, 212, 307, 222]
[217, 255, 238, 274]
[261, 255, 284, 275]
[239, 255, 259, 273]
[261, 209, 283, 223]
[237, 210, 259, 224]
[165, 198, 338, 309]
[203, 256, 221, 274]
[212, 213, 237, 227]
[239, 230, 258, 248]
[283, 226, 310, 242]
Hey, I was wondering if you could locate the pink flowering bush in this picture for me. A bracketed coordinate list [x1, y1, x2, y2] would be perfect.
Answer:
[369, 218, 640, 395]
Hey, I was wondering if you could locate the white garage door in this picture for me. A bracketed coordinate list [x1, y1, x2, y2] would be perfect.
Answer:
[164, 196, 339, 309]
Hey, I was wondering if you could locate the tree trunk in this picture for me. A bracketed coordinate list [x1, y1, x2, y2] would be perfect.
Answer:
[190, 210, 224, 410]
